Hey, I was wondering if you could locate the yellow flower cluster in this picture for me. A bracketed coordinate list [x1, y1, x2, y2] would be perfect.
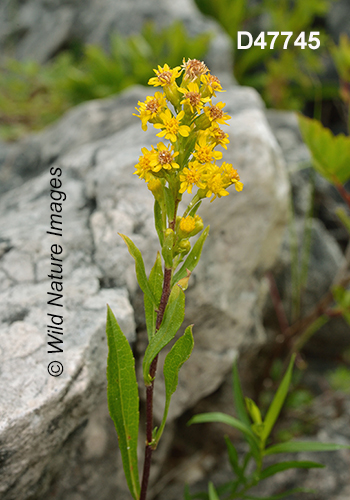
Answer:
[133, 58, 243, 204]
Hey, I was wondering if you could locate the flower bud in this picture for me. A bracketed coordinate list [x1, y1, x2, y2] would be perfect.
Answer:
[147, 177, 163, 203]
[176, 239, 191, 255]
[194, 113, 211, 131]
[164, 82, 181, 108]
[192, 215, 204, 236]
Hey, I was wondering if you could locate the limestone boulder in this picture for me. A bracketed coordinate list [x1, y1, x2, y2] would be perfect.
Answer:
[0, 84, 289, 499]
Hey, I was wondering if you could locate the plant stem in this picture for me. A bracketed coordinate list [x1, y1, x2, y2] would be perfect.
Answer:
[336, 183, 350, 211]
[140, 267, 172, 500]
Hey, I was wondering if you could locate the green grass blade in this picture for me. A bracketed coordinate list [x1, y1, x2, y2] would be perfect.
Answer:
[262, 354, 295, 442]
[232, 361, 250, 426]
[259, 460, 324, 480]
[265, 440, 350, 455]
[208, 482, 220, 500]
[106, 305, 140, 500]
[224, 436, 245, 482]
[188, 412, 259, 444]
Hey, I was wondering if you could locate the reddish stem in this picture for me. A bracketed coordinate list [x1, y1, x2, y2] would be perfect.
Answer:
[266, 271, 289, 334]
[140, 266, 172, 500]
[336, 183, 350, 211]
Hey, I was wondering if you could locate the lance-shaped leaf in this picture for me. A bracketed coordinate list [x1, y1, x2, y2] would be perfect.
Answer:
[143, 284, 185, 385]
[154, 326, 194, 445]
[262, 354, 295, 443]
[188, 200, 202, 218]
[224, 436, 245, 483]
[154, 200, 164, 246]
[172, 225, 210, 286]
[164, 186, 175, 220]
[233, 361, 260, 459]
[208, 482, 220, 500]
[188, 412, 259, 444]
[144, 252, 163, 341]
[106, 305, 140, 500]
[298, 115, 350, 185]
[162, 229, 175, 269]
[119, 233, 157, 307]
[265, 440, 350, 456]
[259, 460, 324, 481]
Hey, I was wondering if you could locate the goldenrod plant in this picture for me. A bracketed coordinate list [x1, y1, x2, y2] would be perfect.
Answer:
[188, 356, 350, 500]
[106, 59, 242, 500]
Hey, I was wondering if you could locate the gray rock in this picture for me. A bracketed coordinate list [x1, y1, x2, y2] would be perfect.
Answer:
[0, 83, 289, 499]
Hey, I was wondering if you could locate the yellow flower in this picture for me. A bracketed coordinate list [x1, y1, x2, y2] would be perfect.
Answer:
[149, 142, 180, 171]
[133, 92, 167, 131]
[133, 147, 155, 182]
[154, 109, 191, 143]
[193, 134, 222, 163]
[205, 172, 230, 201]
[182, 58, 208, 81]
[179, 216, 196, 234]
[179, 161, 204, 194]
[204, 123, 230, 149]
[148, 64, 182, 87]
[178, 82, 210, 114]
[200, 73, 224, 97]
[204, 101, 231, 125]
[220, 162, 244, 192]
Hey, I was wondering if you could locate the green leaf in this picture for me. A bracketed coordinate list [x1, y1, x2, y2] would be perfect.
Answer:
[106, 305, 140, 500]
[298, 115, 350, 185]
[259, 460, 324, 480]
[155, 326, 194, 445]
[162, 229, 175, 268]
[172, 225, 210, 285]
[224, 436, 245, 482]
[208, 482, 220, 500]
[332, 285, 350, 326]
[164, 325, 194, 401]
[265, 440, 350, 456]
[232, 362, 260, 459]
[184, 484, 192, 500]
[188, 200, 202, 218]
[233, 362, 250, 427]
[154, 200, 164, 246]
[336, 207, 350, 236]
[188, 412, 259, 444]
[144, 252, 163, 341]
[262, 354, 295, 442]
[142, 284, 185, 384]
[119, 233, 157, 307]
[164, 186, 175, 220]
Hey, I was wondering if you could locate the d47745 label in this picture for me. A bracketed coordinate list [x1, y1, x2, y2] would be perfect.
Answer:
[237, 31, 320, 50]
